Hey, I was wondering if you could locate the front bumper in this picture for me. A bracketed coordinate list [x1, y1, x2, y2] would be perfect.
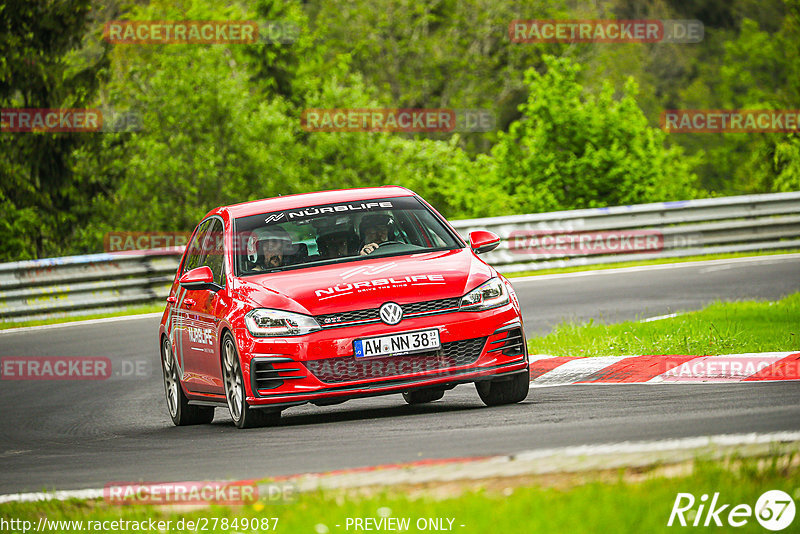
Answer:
[235, 304, 527, 406]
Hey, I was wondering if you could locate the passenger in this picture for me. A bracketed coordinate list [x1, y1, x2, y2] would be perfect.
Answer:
[248, 227, 293, 270]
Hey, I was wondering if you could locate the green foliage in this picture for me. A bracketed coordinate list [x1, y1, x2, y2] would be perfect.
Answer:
[490, 55, 699, 214]
[675, 6, 800, 194]
[67, 0, 491, 252]
[0, 0, 109, 260]
[2, 0, 798, 261]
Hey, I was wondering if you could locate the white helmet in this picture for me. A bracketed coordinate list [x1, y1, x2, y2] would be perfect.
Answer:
[246, 226, 294, 264]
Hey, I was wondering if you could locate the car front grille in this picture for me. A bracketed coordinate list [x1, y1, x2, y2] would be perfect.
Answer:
[304, 336, 487, 384]
[316, 308, 379, 326]
[315, 297, 461, 327]
[402, 297, 461, 315]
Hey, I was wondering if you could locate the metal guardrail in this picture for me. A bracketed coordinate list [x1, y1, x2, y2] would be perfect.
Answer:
[450, 191, 800, 272]
[1, 192, 798, 323]
[0, 252, 181, 323]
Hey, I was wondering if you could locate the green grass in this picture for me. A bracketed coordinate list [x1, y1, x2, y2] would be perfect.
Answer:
[528, 292, 800, 357]
[0, 303, 164, 330]
[1, 456, 797, 533]
[504, 249, 800, 278]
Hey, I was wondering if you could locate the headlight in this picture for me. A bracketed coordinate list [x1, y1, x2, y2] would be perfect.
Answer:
[460, 278, 509, 311]
[245, 309, 321, 337]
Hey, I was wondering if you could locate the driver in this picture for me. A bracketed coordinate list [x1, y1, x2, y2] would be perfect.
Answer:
[317, 224, 357, 259]
[247, 227, 293, 270]
[359, 213, 393, 256]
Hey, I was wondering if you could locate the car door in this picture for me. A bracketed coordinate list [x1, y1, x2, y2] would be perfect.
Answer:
[167, 219, 211, 386]
[180, 217, 226, 395]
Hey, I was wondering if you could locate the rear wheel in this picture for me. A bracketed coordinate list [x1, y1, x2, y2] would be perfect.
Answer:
[161, 337, 214, 426]
[475, 369, 530, 406]
[402, 388, 445, 405]
[222, 333, 281, 429]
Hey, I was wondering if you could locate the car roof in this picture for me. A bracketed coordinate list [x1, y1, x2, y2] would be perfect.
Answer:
[216, 186, 416, 219]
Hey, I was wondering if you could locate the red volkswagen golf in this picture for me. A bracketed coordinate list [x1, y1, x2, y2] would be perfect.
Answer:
[158, 186, 529, 428]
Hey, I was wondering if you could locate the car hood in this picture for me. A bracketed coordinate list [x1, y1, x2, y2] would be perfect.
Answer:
[233, 249, 493, 316]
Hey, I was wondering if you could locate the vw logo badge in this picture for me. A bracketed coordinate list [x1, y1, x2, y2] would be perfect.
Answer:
[379, 302, 403, 325]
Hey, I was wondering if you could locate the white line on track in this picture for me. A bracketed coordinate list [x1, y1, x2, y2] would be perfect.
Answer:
[641, 312, 679, 322]
[510, 431, 800, 461]
[0, 312, 163, 335]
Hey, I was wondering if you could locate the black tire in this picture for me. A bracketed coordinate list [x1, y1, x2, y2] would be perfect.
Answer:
[221, 332, 281, 429]
[402, 388, 445, 405]
[161, 337, 215, 426]
[475, 369, 530, 406]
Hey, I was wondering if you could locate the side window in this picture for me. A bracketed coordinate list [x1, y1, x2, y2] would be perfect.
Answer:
[204, 218, 226, 286]
[181, 219, 212, 275]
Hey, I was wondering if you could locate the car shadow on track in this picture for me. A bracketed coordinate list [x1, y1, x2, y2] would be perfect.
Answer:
[220, 400, 489, 429]
[133, 388, 537, 435]
[217, 394, 538, 430]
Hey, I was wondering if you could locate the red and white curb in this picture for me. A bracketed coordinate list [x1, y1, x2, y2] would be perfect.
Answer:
[529, 352, 800, 386]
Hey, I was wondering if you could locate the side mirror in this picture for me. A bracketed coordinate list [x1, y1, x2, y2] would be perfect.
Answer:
[469, 230, 501, 254]
[179, 266, 221, 291]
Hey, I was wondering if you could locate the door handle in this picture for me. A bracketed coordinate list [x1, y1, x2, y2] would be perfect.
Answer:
[166, 296, 176, 304]
[183, 298, 196, 307]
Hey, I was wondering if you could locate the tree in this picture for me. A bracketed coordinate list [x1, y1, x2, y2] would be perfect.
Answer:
[69, 0, 494, 253]
[0, 0, 109, 260]
[490, 55, 699, 214]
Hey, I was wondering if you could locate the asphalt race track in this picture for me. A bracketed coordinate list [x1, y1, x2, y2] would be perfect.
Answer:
[1, 255, 799, 494]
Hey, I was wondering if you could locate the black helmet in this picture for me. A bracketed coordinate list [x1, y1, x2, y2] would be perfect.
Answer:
[359, 213, 393, 240]
[316, 223, 357, 257]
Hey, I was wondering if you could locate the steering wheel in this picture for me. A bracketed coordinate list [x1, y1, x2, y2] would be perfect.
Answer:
[376, 240, 403, 248]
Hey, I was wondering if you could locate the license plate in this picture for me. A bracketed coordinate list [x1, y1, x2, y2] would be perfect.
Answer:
[354, 329, 440, 359]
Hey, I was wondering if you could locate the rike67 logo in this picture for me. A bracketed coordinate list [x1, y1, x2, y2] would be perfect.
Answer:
[668, 490, 796, 531]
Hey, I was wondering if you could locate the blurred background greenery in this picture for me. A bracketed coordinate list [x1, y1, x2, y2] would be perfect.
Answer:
[1, 0, 798, 261]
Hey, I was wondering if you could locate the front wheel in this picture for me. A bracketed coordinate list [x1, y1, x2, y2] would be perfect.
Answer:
[161, 337, 214, 426]
[475, 369, 530, 406]
[221, 333, 281, 429]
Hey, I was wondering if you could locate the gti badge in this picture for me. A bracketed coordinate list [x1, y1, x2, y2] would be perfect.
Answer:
[379, 302, 403, 325]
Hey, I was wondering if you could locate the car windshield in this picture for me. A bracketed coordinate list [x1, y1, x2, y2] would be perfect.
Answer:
[233, 196, 463, 275]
